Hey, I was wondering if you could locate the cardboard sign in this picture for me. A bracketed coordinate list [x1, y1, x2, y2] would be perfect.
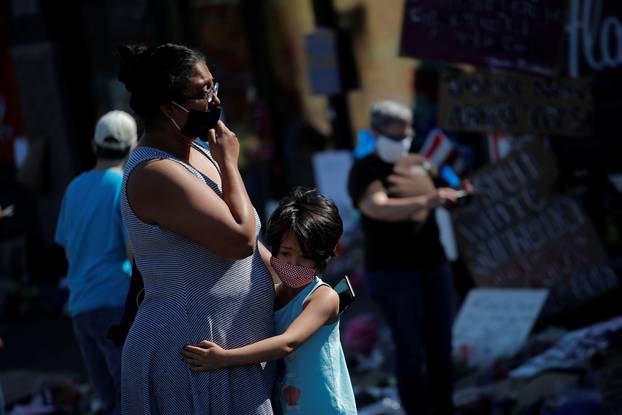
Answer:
[399, 0, 567, 75]
[452, 142, 618, 314]
[438, 70, 593, 136]
[453, 288, 548, 365]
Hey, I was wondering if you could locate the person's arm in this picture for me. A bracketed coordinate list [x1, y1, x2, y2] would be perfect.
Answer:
[119, 206, 133, 262]
[182, 286, 339, 371]
[358, 180, 461, 222]
[127, 122, 256, 259]
[258, 241, 279, 284]
[208, 122, 256, 244]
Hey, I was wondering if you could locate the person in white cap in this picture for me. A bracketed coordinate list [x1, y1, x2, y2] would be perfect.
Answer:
[55, 110, 137, 415]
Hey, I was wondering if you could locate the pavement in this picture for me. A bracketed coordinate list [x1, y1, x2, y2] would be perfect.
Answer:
[0, 275, 392, 409]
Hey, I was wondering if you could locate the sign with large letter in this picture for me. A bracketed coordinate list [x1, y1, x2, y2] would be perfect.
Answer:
[566, 0, 622, 77]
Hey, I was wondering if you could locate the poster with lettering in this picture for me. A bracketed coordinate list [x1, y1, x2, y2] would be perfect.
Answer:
[566, 0, 622, 78]
[438, 70, 593, 136]
[452, 142, 618, 315]
[399, 0, 568, 75]
[564, 0, 622, 171]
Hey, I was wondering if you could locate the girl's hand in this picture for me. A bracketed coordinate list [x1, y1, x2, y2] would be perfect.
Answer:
[182, 340, 228, 372]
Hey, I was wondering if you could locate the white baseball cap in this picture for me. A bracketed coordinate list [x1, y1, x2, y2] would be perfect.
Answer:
[93, 110, 137, 150]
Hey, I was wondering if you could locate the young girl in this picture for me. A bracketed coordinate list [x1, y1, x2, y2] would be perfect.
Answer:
[183, 188, 357, 414]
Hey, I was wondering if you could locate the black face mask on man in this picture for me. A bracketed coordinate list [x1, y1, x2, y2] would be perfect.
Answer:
[168, 101, 222, 139]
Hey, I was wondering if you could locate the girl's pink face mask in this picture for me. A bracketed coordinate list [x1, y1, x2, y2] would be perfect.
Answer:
[270, 256, 315, 288]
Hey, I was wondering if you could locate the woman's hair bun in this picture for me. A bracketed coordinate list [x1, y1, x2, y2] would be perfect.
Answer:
[117, 43, 204, 118]
[118, 44, 148, 93]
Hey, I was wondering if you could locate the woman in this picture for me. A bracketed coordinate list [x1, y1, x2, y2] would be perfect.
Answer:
[118, 43, 275, 414]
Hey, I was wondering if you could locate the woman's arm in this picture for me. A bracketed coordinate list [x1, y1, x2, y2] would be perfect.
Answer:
[208, 122, 256, 247]
[127, 122, 256, 259]
[258, 241, 279, 284]
[183, 286, 339, 371]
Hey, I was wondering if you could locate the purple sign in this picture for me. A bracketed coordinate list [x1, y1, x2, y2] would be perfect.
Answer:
[399, 0, 568, 75]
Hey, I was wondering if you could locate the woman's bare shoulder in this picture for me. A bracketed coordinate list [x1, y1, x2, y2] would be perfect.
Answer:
[128, 158, 200, 196]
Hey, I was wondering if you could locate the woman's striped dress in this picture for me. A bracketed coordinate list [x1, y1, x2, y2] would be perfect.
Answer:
[120, 145, 275, 414]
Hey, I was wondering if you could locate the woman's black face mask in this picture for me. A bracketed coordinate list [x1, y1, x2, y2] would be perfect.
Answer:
[171, 101, 222, 138]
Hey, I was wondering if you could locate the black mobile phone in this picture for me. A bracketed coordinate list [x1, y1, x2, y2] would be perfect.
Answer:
[453, 189, 484, 207]
[454, 189, 472, 204]
[332, 275, 356, 314]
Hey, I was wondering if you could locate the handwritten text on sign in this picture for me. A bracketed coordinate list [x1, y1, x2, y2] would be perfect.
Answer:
[452, 143, 617, 314]
[438, 70, 593, 136]
[399, 0, 567, 74]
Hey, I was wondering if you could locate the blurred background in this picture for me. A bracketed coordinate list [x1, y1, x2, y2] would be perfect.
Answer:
[1, 0, 622, 414]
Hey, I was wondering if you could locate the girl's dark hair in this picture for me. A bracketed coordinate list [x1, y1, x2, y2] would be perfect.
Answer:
[117, 43, 205, 118]
[267, 188, 343, 273]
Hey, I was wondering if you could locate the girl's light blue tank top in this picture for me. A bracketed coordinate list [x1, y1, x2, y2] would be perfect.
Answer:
[274, 277, 357, 414]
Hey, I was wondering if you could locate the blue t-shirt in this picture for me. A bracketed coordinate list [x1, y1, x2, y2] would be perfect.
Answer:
[55, 169, 131, 316]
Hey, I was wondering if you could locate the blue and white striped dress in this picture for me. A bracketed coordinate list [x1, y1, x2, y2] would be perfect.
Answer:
[120, 145, 275, 414]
